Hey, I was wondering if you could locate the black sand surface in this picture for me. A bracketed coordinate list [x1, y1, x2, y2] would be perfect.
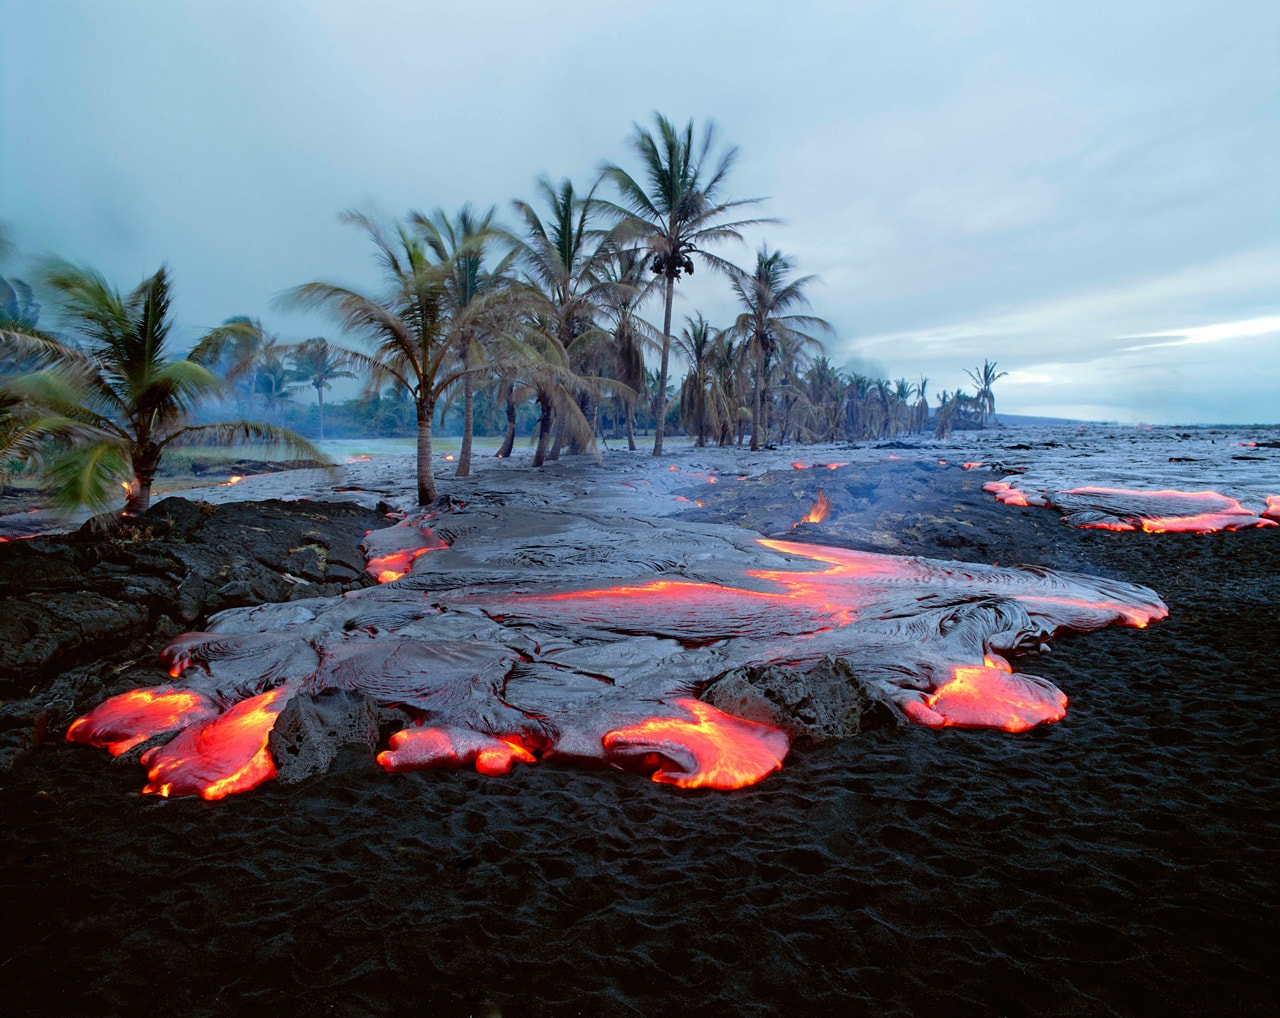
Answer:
[1, 464, 1277, 1017]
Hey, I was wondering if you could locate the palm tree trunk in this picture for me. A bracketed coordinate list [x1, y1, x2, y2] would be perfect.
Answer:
[652, 274, 674, 456]
[548, 412, 565, 461]
[533, 394, 553, 467]
[456, 372, 473, 477]
[125, 444, 161, 515]
[625, 402, 637, 451]
[497, 394, 516, 458]
[750, 349, 764, 451]
[416, 399, 436, 504]
[316, 385, 325, 443]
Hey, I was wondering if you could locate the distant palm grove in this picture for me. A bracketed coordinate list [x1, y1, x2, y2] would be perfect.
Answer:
[1, 114, 1005, 510]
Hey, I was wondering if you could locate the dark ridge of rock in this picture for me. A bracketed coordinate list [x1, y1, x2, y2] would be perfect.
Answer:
[268, 689, 381, 784]
[0, 498, 386, 763]
[702, 657, 878, 743]
[169, 457, 330, 479]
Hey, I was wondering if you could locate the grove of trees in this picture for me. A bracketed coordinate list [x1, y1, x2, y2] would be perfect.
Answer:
[1, 114, 1008, 511]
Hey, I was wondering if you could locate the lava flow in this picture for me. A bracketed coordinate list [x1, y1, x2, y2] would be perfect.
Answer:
[67, 503, 1169, 800]
[602, 698, 789, 789]
[984, 482, 1277, 532]
[66, 687, 218, 756]
[139, 686, 294, 800]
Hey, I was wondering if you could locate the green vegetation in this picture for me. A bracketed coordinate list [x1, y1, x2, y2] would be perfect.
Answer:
[0, 117, 1011, 514]
[1, 261, 317, 514]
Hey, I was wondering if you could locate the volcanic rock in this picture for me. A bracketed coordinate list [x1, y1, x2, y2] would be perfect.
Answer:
[702, 656, 877, 742]
[0, 498, 384, 770]
[268, 689, 381, 784]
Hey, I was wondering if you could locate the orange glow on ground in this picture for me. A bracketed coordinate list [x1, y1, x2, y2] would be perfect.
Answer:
[366, 533, 448, 583]
[226, 475, 244, 485]
[66, 688, 217, 756]
[983, 481, 1034, 506]
[963, 462, 984, 470]
[904, 664, 1068, 732]
[141, 687, 293, 800]
[1265, 495, 1280, 520]
[347, 454, 372, 463]
[378, 725, 537, 776]
[602, 698, 789, 789]
[444, 453, 454, 461]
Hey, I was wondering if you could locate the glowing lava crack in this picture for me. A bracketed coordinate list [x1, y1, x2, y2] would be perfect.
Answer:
[69, 506, 1167, 799]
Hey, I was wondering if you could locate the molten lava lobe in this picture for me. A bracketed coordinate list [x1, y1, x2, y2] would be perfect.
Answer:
[360, 519, 448, 582]
[1262, 495, 1279, 520]
[66, 687, 218, 756]
[378, 725, 537, 776]
[140, 686, 294, 800]
[367, 547, 436, 583]
[903, 665, 1068, 732]
[602, 698, 790, 789]
[982, 481, 1042, 507]
[984, 483, 1277, 532]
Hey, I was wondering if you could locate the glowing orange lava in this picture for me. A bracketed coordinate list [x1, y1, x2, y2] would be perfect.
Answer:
[904, 664, 1069, 732]
[602, 698, 789, 789]
[378, 725, 536, 776]
[66, 687, 217, 756]
[987, 484, 1279, 533]
[1266, 495, 1280, 520]
[963, 462, 984, 470]
[140, 686, 293, 800]
[226, 475, 244, 485]
[365, 530, 448, 582]
[347, 454, 373, 463]
[798, 488, 831, 525]
[982, 481, 1035, 507]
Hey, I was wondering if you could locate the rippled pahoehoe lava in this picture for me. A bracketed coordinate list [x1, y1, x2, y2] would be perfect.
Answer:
[984, 482, 1278, 532]
[68, 504, 1167, 799]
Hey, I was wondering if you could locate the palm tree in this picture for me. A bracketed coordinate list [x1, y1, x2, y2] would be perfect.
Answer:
[674, 314, 718, 447]
[3, 262, 316, 514]
[510, 178, 620, 460]
[290, 337, 356, 442]
[283, 212, 464, 505]
[411, 205, 517, 477]
[965, 359, 1008, 425]
[912, 375, 930, 434]
[709, 328, 749, 446]
[0, 270, 71, 489]
[595, 248, 657, 451]
[600, 113, 770, 455]
[727, 246, 831, 450]
[798, 356, 845, 443]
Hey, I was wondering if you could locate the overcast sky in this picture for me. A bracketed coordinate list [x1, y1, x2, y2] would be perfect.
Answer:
[3, 0, 1277, 424]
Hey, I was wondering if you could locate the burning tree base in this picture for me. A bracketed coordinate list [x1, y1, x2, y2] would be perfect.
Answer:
[68, 505, 1167, 799]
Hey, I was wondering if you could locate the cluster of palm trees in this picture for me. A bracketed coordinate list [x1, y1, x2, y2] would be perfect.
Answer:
[1, 114, 1012, 514]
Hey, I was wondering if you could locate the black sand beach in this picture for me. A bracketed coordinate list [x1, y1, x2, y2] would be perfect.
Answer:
[1, 457, 1277, 1017]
